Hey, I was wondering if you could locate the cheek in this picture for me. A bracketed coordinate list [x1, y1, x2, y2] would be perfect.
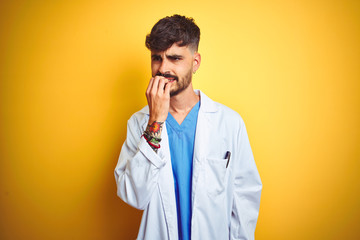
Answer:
[179, 65, 192, 77]
[151, 63, 160, 73]
[176, 65, 190, 77]
[151, 65, 159, 76]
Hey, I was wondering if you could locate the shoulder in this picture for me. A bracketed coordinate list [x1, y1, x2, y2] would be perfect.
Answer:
[200, 91, 245, 128]
[214, 102, 245, 129]
[127, 105, 150, 131]
[216, 102, 243, 120]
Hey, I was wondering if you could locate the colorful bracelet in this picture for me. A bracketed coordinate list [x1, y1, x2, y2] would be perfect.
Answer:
[142, 134, 160, 149]
[143, 131, 161, 143]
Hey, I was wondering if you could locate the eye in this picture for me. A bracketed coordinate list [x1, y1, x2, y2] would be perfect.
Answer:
[151, 56, 162, 62]
[169, 56, 182, 61]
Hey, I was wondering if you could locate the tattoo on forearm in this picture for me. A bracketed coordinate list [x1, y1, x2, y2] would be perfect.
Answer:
[146, 121, 163, 139]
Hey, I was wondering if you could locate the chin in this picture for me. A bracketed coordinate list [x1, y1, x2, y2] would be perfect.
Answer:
[170, 88, 181, 97]
[170, 91, 178, 97]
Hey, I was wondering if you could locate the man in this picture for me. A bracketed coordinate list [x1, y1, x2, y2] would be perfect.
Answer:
[114, 15, 262, 240]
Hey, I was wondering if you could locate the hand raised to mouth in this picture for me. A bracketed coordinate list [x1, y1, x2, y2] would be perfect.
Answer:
[146, 75, 174, 122]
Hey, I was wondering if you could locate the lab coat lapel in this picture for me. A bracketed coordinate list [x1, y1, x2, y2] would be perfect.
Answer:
[191, 107, 210, 206]
[191, 90, 218, 207]
[157, 123, 178, 239]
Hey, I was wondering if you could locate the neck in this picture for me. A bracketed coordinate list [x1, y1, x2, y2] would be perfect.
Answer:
[169, 84, 199, 114]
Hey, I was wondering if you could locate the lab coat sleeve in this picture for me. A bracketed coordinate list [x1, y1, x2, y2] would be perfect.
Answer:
[230, 120, 262, 240]
[114, 116, 167, 210]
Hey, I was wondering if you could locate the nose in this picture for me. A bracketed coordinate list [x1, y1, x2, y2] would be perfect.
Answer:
[159, 58, 169, 75]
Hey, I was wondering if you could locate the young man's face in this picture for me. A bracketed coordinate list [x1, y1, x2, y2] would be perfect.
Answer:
[151, 43, 200, 97]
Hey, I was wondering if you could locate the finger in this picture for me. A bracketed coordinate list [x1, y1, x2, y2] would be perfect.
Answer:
[157, 78, 166, 94]
[146, 77, 154, 97]
[164, 80, 173, 96]
[151, 76, 161, 95]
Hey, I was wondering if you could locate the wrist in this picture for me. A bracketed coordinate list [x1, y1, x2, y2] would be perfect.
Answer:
[143, 131, 161, 143]
[142, 133, 160, 152]
[148, 115, 166, 124]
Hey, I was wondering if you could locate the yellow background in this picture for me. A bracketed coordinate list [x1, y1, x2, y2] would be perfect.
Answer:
[1, 0, 359, 239]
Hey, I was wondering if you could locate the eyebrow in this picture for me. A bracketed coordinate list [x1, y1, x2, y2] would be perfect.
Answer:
[151, 54, 183, 59]
[151, 54, 160, 58]
[167, 54, 182, 58]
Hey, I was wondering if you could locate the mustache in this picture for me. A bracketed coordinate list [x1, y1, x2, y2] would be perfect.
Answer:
[155, 72, 178, 81]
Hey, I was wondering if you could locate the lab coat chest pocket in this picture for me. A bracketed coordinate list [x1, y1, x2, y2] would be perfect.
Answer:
[205, 157, 228, 196]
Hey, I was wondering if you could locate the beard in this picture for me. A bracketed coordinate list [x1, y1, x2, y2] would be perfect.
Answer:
[170, 69, 192, 97]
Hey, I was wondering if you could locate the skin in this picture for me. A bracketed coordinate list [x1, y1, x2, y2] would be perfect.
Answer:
[145, 43, 201, 146]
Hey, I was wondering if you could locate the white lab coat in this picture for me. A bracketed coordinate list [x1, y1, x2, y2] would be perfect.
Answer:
[114, 90, 262, 240]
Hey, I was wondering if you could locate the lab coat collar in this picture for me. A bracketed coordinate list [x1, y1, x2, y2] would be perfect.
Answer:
[195, 90, 219, 113]
[139, 90, 219, 114]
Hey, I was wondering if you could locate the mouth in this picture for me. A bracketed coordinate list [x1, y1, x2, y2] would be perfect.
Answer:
[156, 73, 178, 82]
[166, 77, 177, 82]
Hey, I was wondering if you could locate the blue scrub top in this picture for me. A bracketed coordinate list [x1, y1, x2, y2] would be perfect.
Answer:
[166, 101, 200, 240]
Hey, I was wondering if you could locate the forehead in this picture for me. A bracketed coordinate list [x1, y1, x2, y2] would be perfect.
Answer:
[151, 44, 192, 56]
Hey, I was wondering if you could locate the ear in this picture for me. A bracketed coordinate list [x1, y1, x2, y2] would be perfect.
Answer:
[192, 52, 201, 73]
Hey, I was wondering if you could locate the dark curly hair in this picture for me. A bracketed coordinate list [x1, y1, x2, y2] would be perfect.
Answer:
[145, 15, 200, 52]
